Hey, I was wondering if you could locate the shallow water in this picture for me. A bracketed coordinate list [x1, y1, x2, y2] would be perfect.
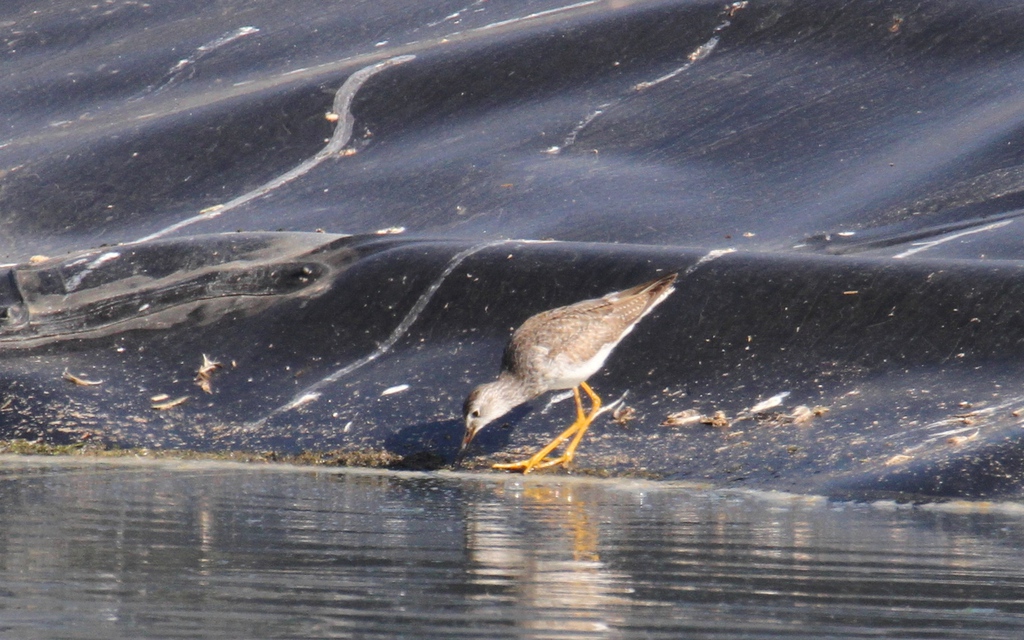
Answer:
[0, 457, 1022, 639]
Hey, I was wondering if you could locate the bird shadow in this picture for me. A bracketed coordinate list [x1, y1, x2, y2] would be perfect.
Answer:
[383, 405, 535, 469]
[382, 419, 461, 469]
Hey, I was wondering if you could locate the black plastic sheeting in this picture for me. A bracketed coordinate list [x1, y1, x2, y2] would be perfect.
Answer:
[4, 0, 1024, 499]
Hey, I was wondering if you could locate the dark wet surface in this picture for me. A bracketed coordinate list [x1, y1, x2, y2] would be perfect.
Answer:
[1, 457, 1022, 639]
[5, 0, 1024, 496]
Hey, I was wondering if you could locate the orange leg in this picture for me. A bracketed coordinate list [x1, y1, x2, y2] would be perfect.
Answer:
[493, 382, 602, 473]
[556, 381, 602, 465]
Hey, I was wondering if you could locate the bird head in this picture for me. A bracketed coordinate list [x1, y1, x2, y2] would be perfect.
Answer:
[461, 381, 519, 451]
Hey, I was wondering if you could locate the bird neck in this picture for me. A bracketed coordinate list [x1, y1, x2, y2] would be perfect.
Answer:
[493, 371, 536, 406]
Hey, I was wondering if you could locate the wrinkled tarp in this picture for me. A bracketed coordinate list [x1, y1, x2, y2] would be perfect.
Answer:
[3, 0, 1024, 499]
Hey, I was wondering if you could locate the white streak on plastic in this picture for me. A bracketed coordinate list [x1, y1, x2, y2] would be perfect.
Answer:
[135, 54, 416, 243]
[249, 239, 507, 427]
[892, 220, 1012, 259]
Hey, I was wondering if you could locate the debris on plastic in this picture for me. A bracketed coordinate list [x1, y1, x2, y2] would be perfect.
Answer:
[62, 369, 103, 386]
[748, 392, 791, 414]
[152, 396, 188, 411]
[884, 454, 913, 466]
[947, 431, 979, 446]
[195, 354, 223, 394]
[612, 404, 635, 425]
[701, 411, 730, 428]
[661, 409, 702, 427]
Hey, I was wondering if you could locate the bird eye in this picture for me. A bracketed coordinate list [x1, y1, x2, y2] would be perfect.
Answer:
[471, 409, 481, 418]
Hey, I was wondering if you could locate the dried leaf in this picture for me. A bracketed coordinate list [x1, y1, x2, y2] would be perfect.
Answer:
[63, 369, 102, 386]
[661, 409, 701, 427]
[152, 396, 188, 411]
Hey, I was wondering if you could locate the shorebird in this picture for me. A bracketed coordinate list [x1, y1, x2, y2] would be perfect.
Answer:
[461, 272, 677, 473]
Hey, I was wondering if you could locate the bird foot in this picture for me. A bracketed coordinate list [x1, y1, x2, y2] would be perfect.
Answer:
[492, 452, 574, 474]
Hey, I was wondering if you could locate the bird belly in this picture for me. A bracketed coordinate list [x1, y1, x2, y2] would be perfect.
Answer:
[542, 341, 617, 390]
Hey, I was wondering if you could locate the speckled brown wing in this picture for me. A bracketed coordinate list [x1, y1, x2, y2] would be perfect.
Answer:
[500, 273, 677, 389]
